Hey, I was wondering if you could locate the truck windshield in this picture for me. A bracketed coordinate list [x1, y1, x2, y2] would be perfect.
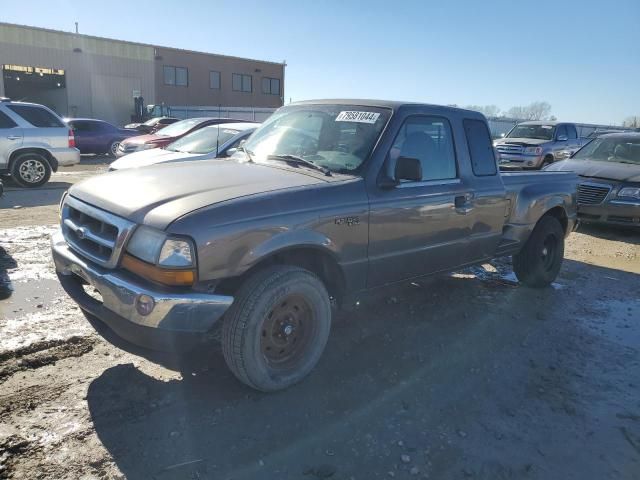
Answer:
[507, 124, 555, 140]
[166, 125, 240, 154]
[240, 104, 391, 173]
[573, 136, 640, 164]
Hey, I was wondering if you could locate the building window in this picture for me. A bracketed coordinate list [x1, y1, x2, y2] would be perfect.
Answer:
[261, 77, 281, 95]
[232, 73, 252, 93]
[164, 66, 188, 86]
[210, 71, 221, 89]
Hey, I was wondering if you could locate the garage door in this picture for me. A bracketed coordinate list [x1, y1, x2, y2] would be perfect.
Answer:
[91, 74, 141, 126]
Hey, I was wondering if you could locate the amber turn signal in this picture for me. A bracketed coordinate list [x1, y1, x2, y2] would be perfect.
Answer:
[122, 254, 195, 286]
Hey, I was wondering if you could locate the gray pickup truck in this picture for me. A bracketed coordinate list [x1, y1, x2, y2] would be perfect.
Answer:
[495, 121, 588, 169]
[52, 100, 577, 391]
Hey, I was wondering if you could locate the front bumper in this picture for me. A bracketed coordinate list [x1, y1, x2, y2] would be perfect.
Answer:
[51, 147, 81, 167]
[498, 154, 542, 170]
[51, 230, 234, 352]
[577, 200, 640, 227]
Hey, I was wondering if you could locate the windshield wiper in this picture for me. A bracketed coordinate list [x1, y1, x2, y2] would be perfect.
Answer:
[267, 154, 332, 176]
[237, 146, 254, 163]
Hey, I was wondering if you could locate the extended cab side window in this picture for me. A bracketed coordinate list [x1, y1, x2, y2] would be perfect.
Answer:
[556, 124, 568, 140]
[6, 105, 64, 128]
[567, 124, 578, 139]
[390, 116, 457, 182]
[0, 111, 18, 128]
[463, 119, 497, 176]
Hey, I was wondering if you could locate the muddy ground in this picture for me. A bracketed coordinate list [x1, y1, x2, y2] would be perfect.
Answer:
[0, 158, 639, 480]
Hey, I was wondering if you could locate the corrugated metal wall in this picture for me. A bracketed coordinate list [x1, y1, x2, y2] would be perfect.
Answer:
[0, 23, 155, 125]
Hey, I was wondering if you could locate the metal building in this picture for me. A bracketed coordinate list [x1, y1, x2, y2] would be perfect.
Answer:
[0, 22, 285, 125]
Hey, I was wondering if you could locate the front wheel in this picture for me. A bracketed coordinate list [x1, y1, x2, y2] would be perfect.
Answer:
[512, 215, 565, 287]
[221, 265, 332, 391]
[10, 153, 52, 188]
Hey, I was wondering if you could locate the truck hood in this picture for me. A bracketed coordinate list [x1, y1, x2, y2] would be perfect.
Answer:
[109, 148, 207, 170]
[495, 137, 548, 146]
[545, 158, 640, 183]
[69, 160, 329, 229]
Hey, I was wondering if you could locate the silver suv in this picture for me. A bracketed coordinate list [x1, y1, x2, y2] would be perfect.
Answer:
[0, 98, 80, 187]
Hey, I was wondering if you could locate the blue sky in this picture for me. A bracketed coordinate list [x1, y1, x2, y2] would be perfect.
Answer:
[2, 0, 638, 124]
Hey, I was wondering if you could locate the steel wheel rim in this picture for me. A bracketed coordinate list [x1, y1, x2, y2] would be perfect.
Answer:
[261, 293, 314, 369]
[110, 142, 120, 156]
[18, 159, 46, 184]
[541, 234, 558, 271]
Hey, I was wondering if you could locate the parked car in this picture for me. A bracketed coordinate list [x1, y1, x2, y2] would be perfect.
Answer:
[494, 121, 589, 169]
[124, 116, 179, 134]
[109, 122, 259, 171]
[545, 133, 640, 227]
[52, 100, 577, 392]
[0, 97, 80, 187]
[115, 117, 251, 157]
[66, 118, 140, 157]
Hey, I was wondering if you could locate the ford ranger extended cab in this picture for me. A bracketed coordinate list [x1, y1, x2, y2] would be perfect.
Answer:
[52, 100, 577, 391]
[495, 121, 588, 170]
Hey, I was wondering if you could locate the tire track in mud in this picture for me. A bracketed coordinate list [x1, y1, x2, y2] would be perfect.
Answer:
[0, 336, 97, 382]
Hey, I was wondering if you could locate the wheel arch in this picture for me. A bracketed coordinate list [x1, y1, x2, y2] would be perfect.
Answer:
[9, 148, 58, 172]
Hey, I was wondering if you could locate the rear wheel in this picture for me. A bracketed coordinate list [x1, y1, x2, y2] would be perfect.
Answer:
[513, 215, 565, 287]
[10, 153, 52, 188]
[108, 141, 120, 157]
[221, 265, 332, 391]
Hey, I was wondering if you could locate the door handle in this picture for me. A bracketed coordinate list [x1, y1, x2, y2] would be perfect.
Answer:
[6, 136, 21, 140]
[454, 193, 474, 215]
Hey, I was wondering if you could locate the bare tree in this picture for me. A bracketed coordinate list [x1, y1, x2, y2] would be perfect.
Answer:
[623, 116, 639, 128]
[465, 105, 501, 118]
[507, 101, 553, 121]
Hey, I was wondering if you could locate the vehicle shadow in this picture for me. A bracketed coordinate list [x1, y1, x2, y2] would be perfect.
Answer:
[86, 258, 639, 480]
[577, 223, 640, 245]
[0, 245, 17, 299]
[0, 182, 72, 208]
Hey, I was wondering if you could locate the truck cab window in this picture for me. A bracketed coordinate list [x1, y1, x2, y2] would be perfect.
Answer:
[556, 125, 568, 140]
[390, 116, 457, 182]
[567, 124, 578, 139]
[464, 118, 497, 176]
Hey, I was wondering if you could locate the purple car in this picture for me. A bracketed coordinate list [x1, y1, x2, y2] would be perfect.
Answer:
[66, 118, 141, 157]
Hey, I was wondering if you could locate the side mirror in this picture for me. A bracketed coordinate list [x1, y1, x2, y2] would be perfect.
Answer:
[224, 147, 238, 157]
[557, 134, 568, 141]
[395, 156, 422, 182]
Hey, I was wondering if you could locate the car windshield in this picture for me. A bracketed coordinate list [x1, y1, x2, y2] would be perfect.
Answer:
[239, 104, 390, 173]
[156, 118, 203, 137]
[166, 125, 240, 154]
[507, 124, 556, 140]
[573, 136, 640, 164]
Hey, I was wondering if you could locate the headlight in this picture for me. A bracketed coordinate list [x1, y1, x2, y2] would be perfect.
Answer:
[126, 226, 167, 263]
[617, 187, 640, 199]
[159, 239, 193, 267]
[524, 146, 542, 155]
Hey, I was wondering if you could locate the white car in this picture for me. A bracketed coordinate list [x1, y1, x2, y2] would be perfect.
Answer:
[109, 122, 259, 171]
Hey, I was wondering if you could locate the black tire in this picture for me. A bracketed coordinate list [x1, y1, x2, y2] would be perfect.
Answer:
[541, 155, 554, 168]
[10, 153, 52, 188]
[108, 141, 120, 157]
[513, 215, 565, 287]
[222, 265, 332, 392]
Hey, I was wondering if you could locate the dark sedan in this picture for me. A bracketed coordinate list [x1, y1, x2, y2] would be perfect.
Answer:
[545, 133, 640, 227]
[67, 118, 140, 157]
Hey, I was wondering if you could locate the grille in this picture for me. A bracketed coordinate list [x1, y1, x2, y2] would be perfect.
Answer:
[577, 183, 611, 205]
[61, 196, 135, 268]
[496, 144, 524, 155]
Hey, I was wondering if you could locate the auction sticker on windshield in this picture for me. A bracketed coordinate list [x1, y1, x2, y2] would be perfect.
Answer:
[335, 111, 380, 124]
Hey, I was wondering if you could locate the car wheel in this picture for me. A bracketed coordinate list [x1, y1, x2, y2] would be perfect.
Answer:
[512, 215, 565, 287]
[108, 141, 120, 157]
[541, 155, 554, 168]
[221, 265, 332, 392]
[10, 153, 52, 188]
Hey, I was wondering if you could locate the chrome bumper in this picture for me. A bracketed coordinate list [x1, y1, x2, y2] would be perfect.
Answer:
[51, 230, 233, 351]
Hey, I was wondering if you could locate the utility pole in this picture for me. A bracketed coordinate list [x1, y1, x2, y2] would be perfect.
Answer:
[75, 22, 79, 34]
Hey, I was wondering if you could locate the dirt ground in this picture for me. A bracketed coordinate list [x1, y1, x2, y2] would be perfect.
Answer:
[0, 159, 639, 480]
